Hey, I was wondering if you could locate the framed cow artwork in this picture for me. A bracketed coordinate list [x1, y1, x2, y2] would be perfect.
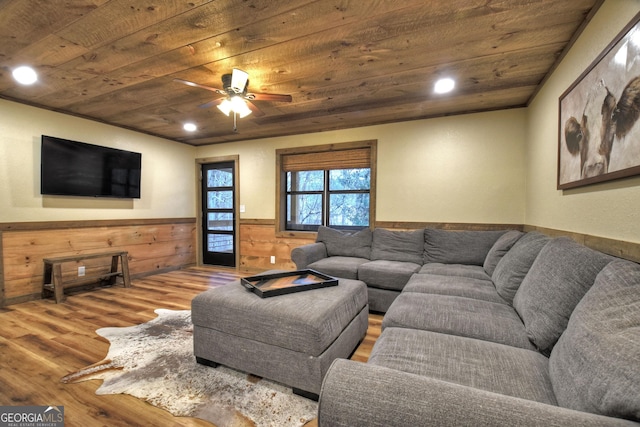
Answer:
[558, 12, 640, 190]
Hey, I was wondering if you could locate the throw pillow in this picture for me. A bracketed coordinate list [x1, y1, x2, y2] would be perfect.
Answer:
[483, 230, 524, 276]
[424, 229, 506, 266]
[512, 237, 613, 355]
[491, 231, 550, 304]
[371, 228, 424, 264]
[316, 226, 372, 259]
[549, 259, 640, 421]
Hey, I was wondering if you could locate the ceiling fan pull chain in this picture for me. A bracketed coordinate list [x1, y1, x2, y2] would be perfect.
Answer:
[233, 112, 238, 132]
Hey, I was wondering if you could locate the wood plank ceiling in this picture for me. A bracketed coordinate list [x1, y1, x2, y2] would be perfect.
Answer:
[0, 0, 602, 146]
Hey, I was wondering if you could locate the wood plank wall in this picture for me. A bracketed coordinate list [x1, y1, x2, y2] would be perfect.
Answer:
[524, 225, 640, 264]
[4, 218, 638, 306]
[239, 219, 314, 272]
[1, 218, 196, 306]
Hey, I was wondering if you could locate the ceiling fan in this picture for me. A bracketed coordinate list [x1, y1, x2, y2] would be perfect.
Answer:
[174, 69, 292, 130]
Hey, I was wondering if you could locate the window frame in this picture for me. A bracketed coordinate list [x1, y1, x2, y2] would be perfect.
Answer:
[276, 140, 377, 237]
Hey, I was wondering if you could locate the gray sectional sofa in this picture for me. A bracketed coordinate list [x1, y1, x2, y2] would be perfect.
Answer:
[292, 226, 515, 313]
[292, 227, 640, 426]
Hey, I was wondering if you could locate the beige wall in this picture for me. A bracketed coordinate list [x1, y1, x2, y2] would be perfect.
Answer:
[0, 99, 196, 222]
[196, 108, 527, 225]
[2, 0, 638, 248]
[526, 0, 640, 243]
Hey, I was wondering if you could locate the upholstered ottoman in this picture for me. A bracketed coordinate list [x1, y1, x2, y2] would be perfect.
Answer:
[191, 276, 368, 399]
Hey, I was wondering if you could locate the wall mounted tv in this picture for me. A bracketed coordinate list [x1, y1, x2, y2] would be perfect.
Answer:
[41, 135, 142, 199]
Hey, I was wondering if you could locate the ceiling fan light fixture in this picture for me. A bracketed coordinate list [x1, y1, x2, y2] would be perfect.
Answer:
[231, 96, 252, 118]
[230, 68, 249, 94]
[217, 99, 233, 116]
[217, 96, 252, 118]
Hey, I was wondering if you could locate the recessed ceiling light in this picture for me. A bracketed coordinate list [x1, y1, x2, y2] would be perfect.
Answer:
[183, 123, 197, 132]
[12, 66, 38, 85]
[434, 77, 455, 94]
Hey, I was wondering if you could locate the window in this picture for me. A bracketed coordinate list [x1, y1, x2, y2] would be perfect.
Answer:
[277, 140, 376, 234]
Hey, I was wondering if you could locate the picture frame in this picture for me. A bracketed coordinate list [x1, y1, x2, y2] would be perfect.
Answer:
[558, 12, 640, 190]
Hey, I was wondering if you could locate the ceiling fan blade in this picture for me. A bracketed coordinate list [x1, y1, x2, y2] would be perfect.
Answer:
[198, 98, 225, 109]
[173, 78, 225, 95]
[246, 100, 265, 117]
[247, 92, 293, 102]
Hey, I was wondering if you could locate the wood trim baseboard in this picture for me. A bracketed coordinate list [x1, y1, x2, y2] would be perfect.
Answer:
[0, 217, 196, 232]
[375, 221, 524, 231]
[3, 293, 42, 307]
[130, 265, 193, 280]
[240, 218, 276, 226]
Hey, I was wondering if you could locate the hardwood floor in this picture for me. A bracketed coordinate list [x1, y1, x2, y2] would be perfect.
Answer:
[0, 266, 382, 427]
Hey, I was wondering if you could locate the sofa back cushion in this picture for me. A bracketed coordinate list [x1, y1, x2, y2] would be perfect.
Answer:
[424, 229, 506, 266]
[491, 231, 550, 304]
[316, 226, 372, 259]
[512, 237, 613, 355]
[549, 259, 640, 421]
[483, 230, 524, 276]
[371, 228, 424, 264]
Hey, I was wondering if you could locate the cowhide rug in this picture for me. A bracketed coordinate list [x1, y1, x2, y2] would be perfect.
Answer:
[61, 309, 317, 427]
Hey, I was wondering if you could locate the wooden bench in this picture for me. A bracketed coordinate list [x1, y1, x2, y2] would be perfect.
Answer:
[42, 251, 131, 303]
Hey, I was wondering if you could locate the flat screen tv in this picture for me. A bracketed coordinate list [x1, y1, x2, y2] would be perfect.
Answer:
[41, 135, 142, 199]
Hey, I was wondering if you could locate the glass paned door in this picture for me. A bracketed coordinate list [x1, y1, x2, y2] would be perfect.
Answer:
[201, 161, 236, 267]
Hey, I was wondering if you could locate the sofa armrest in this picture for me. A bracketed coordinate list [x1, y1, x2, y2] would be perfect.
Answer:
[318, 360, 637, 427]
[291, 242, 328, 269]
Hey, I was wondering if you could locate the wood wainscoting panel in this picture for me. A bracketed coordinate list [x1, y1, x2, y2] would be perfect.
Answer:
[238, 221, 640, 273]
[524, 225, 640, 264]
[1, 219, 196, 306]
[239, 219, 315, 273]
[238, 220, 524, 273]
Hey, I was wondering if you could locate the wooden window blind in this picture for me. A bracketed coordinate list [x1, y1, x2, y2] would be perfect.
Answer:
[281, 147, 371, 172]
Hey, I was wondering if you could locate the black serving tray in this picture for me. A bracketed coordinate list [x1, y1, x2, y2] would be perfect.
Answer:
[241, 269, 338, 298]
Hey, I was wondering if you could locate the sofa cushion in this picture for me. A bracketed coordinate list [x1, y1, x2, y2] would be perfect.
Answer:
[383, 293, 536, 350]
[424, 229, 506, 266]
[512, 237, 613, 355]
[403, 273, 507, 305]
[549, 259, 640, 421]
[367, 287, 402, 313]
[418, 263, 491, 281]
[370, 327, 557, 405]
[358, 260, 421, 291]
[316, 226, 372, 259]
[371, 228, 424, 265]
[483, 230, 524, 276]
[491, 231, 550, 305]
[308, 256, 369, 280]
